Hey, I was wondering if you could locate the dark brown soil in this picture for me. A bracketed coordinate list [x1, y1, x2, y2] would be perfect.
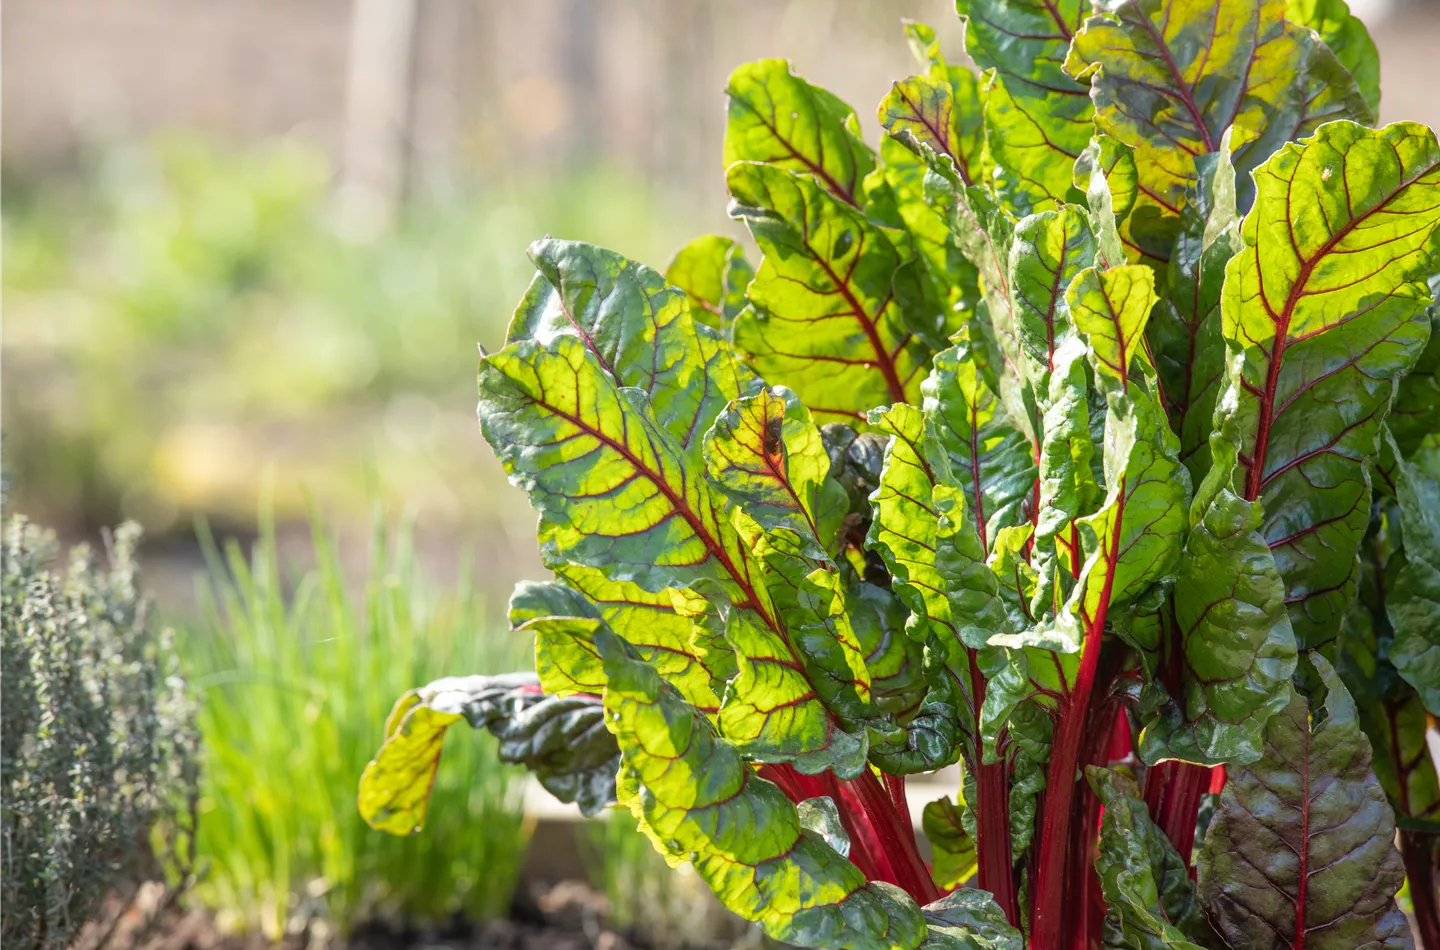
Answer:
[78, 881, 683, 950]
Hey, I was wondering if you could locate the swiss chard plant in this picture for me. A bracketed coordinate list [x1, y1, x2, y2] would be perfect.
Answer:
[359, 0, 1440, 946]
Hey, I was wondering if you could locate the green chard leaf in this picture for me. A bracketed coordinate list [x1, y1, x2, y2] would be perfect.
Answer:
[923, 794, 978, 889]
[507, 238, 761, 462]
[1337, 513, 1440, 828]
[1087, 767, 1217, 950]
[360, 673, 619, 832]
[1138, 484, 1298, 765]
[1388, 279, 1440, 456]
[704, 386, 845, 559]
[880, 23, 986, 189]
[920, 889, 1024, 950]
[665, 235, 754, 330]
[1008, 206, 1098, 392]
[955, 0, 1094, 214]
[866, 401, 1011, 656]
[1388, 447, 1440, 714]
[724, 59, 876, 209]
[595, 630, 929, 950]
[1150, 129, 1242, 486]
[1285, 0, 1381, 116]
[479, 334, 753, 595]
[512, 565, 723, 714]
[728, 161, 933, 421]
[1207, 121, 1440, 652]
[1073, 134, 1140, 268]
[922, 344, 1036, 554]
[1065, 0, 1373, 262]
[1197, 656, 1412, 950]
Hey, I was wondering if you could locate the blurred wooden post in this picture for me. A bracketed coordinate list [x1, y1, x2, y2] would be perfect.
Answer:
[338, 0, 419, 240]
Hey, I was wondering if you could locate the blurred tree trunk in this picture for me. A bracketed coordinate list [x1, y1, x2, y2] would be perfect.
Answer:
[339, 0, 419, 239]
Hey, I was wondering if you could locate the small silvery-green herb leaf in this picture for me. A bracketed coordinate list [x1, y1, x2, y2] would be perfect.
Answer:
[359, 674, 619, 832]
[724, 59, 875, 208]
[1197, 656, 1411, 950]
[728, 161, 932, 421]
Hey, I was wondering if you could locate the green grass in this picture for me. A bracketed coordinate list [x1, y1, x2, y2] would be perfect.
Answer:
[180, 510, 530, 938]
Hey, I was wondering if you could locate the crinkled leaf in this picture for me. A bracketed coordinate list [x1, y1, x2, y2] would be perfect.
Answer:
[704, 386, 844, 559]
[866, 402, 1009, 652]
[1138, 486, 1298, 765]
[955, 0, 1093, 214]
[851, 580, 929, 721]
[507, 238, 759, 461]
[665, 235, 754, 329]
[1149, 131, 1242, 485]
[1389, 280, 1440, 456]
[1008, 206, 1097, 391]
[728, 161, 932, 421]
[479, 335, 752, 596]
[1087, 767, 1216, 950]
[1030, 339, 1097, 616]
[1197, 656, 1411, 950]
[797, 795, 852, 858]
[1389, 449, 1440, 714]
[1209, 121, 1440, 651]
[919, 889, 1024, 950]
[360, 673, 619, 832]
[922, 795, 977, 889]
[1285, 0, 1380, 116]
[517, 566, 723, 714]
[1067, 264, 1190, 609]
[1065, 0, 1373, 260]
[923, 344, 1036, 552]
[596, 630, 928, 949]
[879, 31, 986, 190]
[1337, 537, 1440, 826]
[724, 59, 875, 208]
[1074, 135, 1139, 268]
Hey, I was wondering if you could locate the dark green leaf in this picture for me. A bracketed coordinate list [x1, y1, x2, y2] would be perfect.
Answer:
[1388, 449, 1440, 714]
[1087, 767, 1215, 950]
[1197, 656, 1411, 950]
[359, 673, 619, 832]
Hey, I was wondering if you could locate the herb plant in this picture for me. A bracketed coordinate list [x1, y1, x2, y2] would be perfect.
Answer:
[361, 0, 1440, 946]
